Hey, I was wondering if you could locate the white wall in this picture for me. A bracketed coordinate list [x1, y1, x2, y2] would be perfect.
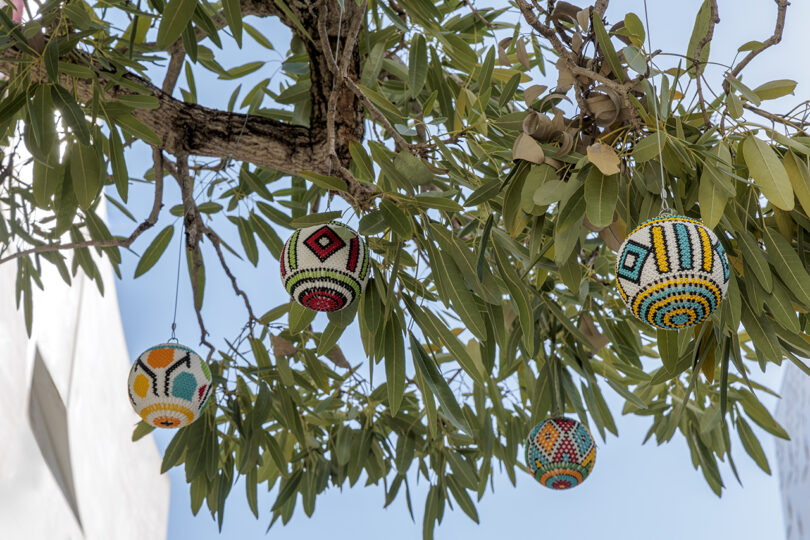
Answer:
[0, 243, 169, 539]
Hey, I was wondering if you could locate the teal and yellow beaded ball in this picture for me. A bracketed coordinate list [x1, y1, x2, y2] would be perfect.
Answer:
[127, 342, 213, 429]
[615, 215, 729, 330]
[525, 417, 596, 490]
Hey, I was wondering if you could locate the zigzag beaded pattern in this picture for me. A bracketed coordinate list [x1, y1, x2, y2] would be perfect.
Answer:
[525, 418, 596, 490]
[280, 222, 370, 312]
[127, 343, 213, 429]
[615, 216, 729, 330]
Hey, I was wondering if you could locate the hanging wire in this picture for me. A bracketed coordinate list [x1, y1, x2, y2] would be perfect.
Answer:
[168, 231, 183, 343]
[642, 0, 672, 215]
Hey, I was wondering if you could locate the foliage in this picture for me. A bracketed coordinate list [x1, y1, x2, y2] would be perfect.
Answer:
[0, 0, 807, 535]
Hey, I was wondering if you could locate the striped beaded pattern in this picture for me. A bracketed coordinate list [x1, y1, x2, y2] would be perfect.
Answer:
[127, 343, 213, 429]
[280, 222, 370, 312]
[525, 418, 596, 490]
[615, 216, 729, 330]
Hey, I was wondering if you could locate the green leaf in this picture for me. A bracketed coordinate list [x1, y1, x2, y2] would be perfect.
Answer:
[493, 244, 535, 356]
[753, 79, 796, 101]
[232, 216, 258, 266]
[737, 389, 790, 440]
[114, 113, 162, 146]
[33, 145, 62, 209]
[219, 61, 265, 80]
[349, 141, 374, 183]
[742, 135, 794, 211]
[465, 179, 501, 207]
[623, 13, 645, 46]
[112, 94, 161, 110]
[657, 328, 681, 374]
[131, 420, 155, 441]
[592, 12, 624, 82]
[446, 476, 479, 524]
[698, 165, 729, 229]
[763, 227, 810, 307]
[384, 316, 406, 414]
[783, 151, 810, 216]
[288, 301, 316, 333]
[157, 0, 198, 49]
[736, 417, 771, 474]
[289, 211, 342, 228]
[108, 125, 129, 202]
[737, 230, 772, 293]
[408, 34, 427, 97]
[409, 333, 471, 435]
[222, 0, 243, 47]
[135, 225, 175, 278]
[379, 199, 412, 238]
[686, 0, 712, 76]
[51, 85, 91, 145]
[299, 171, 346, 192]
[583, 168, 618, 228]
[68, 141, 103, 210]
[249, 212, 283, 259]
[27, 85, 55, 157]
[740, 297, 782, 365]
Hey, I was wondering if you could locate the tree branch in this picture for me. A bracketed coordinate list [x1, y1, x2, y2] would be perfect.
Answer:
[723, 0, 788, 93]
[204, 228, 259, 325]
[693, 0, 719, 127]
[0, 147, 164, 265]
[177, 152, 216, 360]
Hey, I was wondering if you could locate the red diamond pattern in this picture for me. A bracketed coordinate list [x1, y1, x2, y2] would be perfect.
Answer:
[304, 225, 346, 262]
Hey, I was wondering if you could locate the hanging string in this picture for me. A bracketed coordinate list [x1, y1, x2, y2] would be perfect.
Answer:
[168, 231, 183, 343]
[642, 0, 671, 215]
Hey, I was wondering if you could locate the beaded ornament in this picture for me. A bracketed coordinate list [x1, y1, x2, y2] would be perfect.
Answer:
[280, 222, 370, 312]
[615, 215, 729, 330]
[526, 417, 596, 490]
[128, 342, 213, 428]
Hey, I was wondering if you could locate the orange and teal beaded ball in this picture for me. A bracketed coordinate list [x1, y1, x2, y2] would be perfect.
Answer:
[280, 222, 370, 312]
[615, 215, 729, 330]
[127, 343, 213, 429]
[525, 417, 596, 490]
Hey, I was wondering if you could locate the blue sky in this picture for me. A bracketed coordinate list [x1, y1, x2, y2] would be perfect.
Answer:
[112, 1, 810, 538]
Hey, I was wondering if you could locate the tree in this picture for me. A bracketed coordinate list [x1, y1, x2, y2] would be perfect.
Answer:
[0, 0, 805, 534]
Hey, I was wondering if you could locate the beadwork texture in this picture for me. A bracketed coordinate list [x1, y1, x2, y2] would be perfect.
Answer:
[525, 417, 596, 490]
[128, 343, 213, 429]
[615, 215, 729, 330]
[280, 222, 370, 312]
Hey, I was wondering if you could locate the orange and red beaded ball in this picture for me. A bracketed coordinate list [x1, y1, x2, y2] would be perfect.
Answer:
[127, 342, 213, 429]
[525, 417, 596, 490]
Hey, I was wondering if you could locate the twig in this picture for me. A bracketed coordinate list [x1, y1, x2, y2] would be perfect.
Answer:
[593, 0, 610, 18]
[742, 102, 808, 133]
[0, 147, 165, 265]
[692, 0, 719, 127]
[177, 152, 216, 360]
[723, 0, 788, 93]
[204, 228, 259, 325]
[162, 50, 185, 94]
[462, 0, 493, 29]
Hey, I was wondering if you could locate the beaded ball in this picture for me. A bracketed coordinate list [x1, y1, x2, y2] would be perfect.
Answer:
[615, 215, 729, 330]
[525, 417, 596, 490]
[280, 222, 370, 312]
[127, 342, 213, 429]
